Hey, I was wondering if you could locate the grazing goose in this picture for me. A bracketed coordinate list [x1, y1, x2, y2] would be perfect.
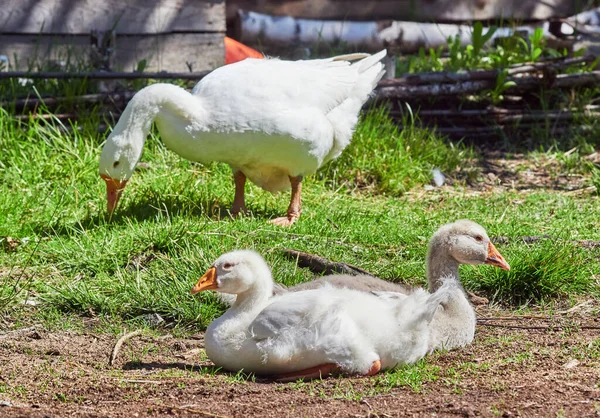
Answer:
[218, 220, 510, 351]
[191, 250, 451, 380]
[99, 50, 387, 226]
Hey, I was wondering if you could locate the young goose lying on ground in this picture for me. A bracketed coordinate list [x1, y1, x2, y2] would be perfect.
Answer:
[99, 50, 386, 226]
[191, 250, 452, 380]
[217, 220, 510, 352]
[289, 220, 510, 351]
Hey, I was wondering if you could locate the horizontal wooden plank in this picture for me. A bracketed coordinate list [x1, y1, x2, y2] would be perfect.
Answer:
[1, 0, 225, 34]
[0, 33, 224, 72]
[227, 0, 584, 22]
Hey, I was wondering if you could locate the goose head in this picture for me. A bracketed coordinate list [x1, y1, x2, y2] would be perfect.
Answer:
[99, 136, 140, 213]
[99, 86, 165, 213]
[430, 219, 510, 270]
[190, 250, 274, 297]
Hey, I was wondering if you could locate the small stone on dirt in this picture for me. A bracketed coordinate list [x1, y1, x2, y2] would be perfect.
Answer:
[0, 400, 12, 407]
[172, 341, 187, 351]
[142, 313, 164, 326]
[177, 348, 202, 360]
[563, 359, 580, 369]
[28, 330, 43, 340]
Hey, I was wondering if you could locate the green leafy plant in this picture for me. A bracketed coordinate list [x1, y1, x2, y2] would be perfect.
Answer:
[488, 69, 517, 103]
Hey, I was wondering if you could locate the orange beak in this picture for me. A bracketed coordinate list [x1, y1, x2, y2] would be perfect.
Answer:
[485, 242, 511, 270]
[101, 174, 128, 213]
[191, 266, 218, 294]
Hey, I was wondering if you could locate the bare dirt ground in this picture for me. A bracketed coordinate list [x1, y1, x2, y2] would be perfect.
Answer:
[1, 304, 599, 418]
[474, 151, 597, 192]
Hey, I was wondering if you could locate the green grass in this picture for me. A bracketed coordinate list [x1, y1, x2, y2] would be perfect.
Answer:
[1, 88, 600, 330]
[317, 107, 476, 195]
[374, 360, 441, 393]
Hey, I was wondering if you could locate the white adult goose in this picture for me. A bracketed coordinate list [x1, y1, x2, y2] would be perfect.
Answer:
[99, 50, 387, 226]
[191, 250, 451, 380]
[218, 220, 510, 351]
[288, 220, 511, 351]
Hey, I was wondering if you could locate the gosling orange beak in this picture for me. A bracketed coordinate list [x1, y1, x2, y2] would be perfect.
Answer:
[101, 174, 128, 213]
[485, 242, 511, 270]
[191, 266, 218, 294]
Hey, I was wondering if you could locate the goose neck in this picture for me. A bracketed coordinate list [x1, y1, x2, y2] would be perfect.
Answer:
[231, 283, 273, 313]
[426, 243, 460, 292]
[114, 84, 206, 143]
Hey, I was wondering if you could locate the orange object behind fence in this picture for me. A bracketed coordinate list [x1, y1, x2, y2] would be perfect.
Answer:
[224, 37, 264, 64]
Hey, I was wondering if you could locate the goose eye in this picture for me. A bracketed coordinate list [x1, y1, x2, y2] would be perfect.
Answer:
[474, 235, 483, 242]
[223, 263, 233, 270]
[113, 161, 120, 168]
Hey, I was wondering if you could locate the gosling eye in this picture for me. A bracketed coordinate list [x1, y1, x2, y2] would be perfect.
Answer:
[113, 161, 120, 168]
[222, 263, 233, 270]
[474, 235, 484, 242]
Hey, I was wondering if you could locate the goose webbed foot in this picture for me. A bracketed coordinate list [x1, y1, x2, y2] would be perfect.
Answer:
[366, 360, 381, 376]
[274, 360, 381, 382]
[269, 213, 299, 227]
[275, 363, 340, 382]
[269, 175, 302, 227]
[230, 204, 248, 218]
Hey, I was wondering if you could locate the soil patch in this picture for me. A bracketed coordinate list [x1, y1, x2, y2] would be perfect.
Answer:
[1, 308, 599, 417]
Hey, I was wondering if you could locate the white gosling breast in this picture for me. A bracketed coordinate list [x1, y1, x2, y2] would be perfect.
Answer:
[99, 51, 387, 225]
[190, 249, 449, 379]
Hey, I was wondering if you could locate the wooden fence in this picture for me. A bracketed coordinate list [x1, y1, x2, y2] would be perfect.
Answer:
[0, 0, 226, 72]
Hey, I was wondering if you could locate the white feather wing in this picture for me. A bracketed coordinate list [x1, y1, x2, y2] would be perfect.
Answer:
[192, 52, 385, 139]
[248, 290, 353, 367]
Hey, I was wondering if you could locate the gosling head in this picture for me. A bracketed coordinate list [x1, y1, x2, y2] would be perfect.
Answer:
[190, 250, 273, 295]
[432, 220, 510, 270]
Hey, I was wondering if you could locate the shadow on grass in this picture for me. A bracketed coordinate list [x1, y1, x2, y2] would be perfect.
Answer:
[123, 360, 219, 373]
[30, 193, 283, 238]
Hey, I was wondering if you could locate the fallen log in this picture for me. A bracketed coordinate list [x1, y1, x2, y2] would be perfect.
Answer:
[13, 113, 77, 121]
[376, 71, 600, 100]
[227, 0, 581, 23]
[390, 107, 600, 123]
[237, 9, 562, 53]
[380, 56, 596, 87]
[397, 124, 596, 138]
[0, 91, 136, 110]
[568, 6, 600, 26]
[281, 249, 373, 276]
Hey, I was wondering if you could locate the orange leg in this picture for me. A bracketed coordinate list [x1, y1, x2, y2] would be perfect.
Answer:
[275, 363, 340, 383]
[275, 360, 381, 382]
[269, 175, 302, 227]
[367, 360, 381, 376]
[230, 171, 247, 217]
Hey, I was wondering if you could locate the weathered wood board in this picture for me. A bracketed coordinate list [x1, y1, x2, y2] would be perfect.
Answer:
[0, 0, 225, 72]
[227, 0, 589, 22]
[0, 33, 224, 72]
[0, 0, 226, 34]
